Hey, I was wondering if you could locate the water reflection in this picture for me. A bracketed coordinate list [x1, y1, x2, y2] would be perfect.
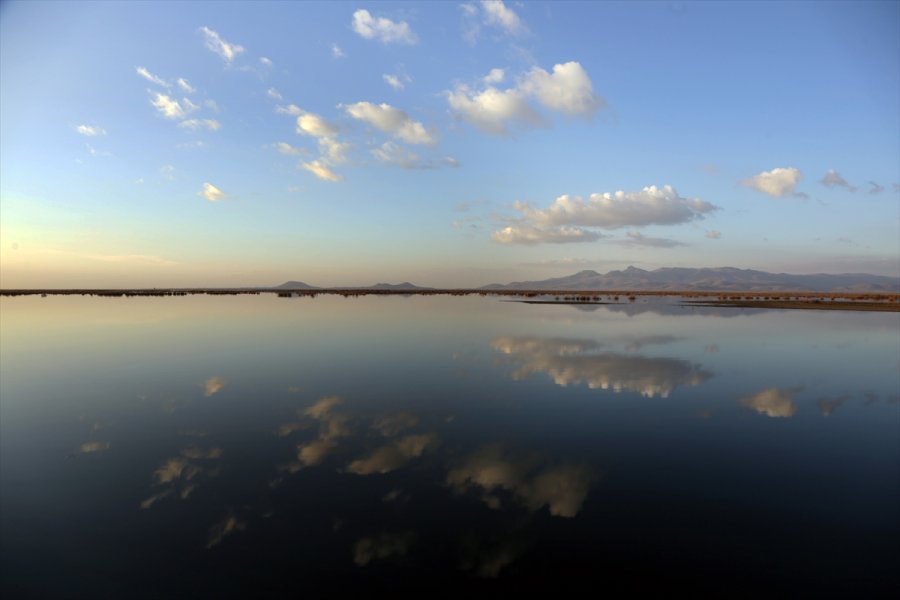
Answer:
[352, 532, 416, 566]
[203, 376, 226, 397]
[492, 336, 712, 398]
[739, 388, 800, 418]
[447, 445, 594, 518]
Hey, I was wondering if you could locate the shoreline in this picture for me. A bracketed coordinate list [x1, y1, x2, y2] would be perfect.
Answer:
[2, 288, 898, 312]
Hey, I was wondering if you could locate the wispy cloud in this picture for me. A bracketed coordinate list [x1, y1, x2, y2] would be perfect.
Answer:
[75, 124, 106, 136]
[302, 160, 342, 182]
[352, 9, 418, 45]
[820, 169, 856, 192]
[461, 1, 528, 44]
[331, 43, 345, 58]
[868, 181, 884, 195]
[619, 231, 686, 248]
[267, 87, 283, 100]
[275, 142, 307, 156]
[176, 78, 195, 93]
[371, 142, 457, 170]
[150, 93, 197, 120]
[259, 56, 272, 67]
[199, 26, 245, 63]
[135, 66, 169, 87]
[178, 119, 221, 131]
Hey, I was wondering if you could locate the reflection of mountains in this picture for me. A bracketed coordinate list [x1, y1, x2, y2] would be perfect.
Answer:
[492, 336, 712, 398]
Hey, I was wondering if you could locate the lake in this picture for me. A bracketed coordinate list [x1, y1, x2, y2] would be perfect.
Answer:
[1, 294, 898, 597]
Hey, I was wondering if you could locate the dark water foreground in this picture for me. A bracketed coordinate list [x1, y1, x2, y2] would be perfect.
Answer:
[1, 295, 898, 597]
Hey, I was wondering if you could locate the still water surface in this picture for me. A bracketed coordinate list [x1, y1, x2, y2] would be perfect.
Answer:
[1, 295, 898, 596]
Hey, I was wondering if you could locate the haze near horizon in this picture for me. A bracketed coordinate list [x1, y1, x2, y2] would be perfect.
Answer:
[1, 1, 898, 288]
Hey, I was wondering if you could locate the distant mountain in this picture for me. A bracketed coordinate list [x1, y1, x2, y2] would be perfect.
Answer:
[275, 281, 320, 290]
[482, 267, 900, 292]
[368, 282, 432, 290]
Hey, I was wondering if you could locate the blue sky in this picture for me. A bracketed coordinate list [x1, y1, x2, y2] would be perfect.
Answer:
[1, 0, 898, 287]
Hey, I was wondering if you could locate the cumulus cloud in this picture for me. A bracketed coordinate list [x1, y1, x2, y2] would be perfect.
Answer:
[493, 185, 716, 245]
[820, 169, 857, 192]
[178, 119, 221, 131]
[199, 26, 245, 63]
[481, 0, 526, 35]
[739, 388, 797, 418]
[344, 102, 436, 145]
[176, 78, 195, 93]
[519, 62, 604, 116]
[302, 160, 342, 182]
[331, 43, 345, 58]
[447, 83, 542, 135]
[200, 183, 227, 202]
[868, 181, 884, 195]
[75, 124, 106, 136]
[136, 66, 169, 87]
[740, 167, 804, 198]
[295, 111, 339, 139]
[447, 62, 603, 135]
[352, 9, 418, 44]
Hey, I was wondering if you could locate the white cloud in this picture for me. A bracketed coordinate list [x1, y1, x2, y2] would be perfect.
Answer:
[199, 26, 245, 63]
[75, 124, 106, 136]
[447, 61, 603, 135]
[491, 225, 602, 245]
[461, 1, 528, 43]
[136, 66, 169, 87]
[275, 142, 307, 156]
[705, 230, 722, 239]
[160, 164, 176, 180]
[176, 78, 195, 93]
[740, 167, 804, 198]
[267, 87, 283, 100]
[517, 185, 716, 229]
[383, 74, 405, 91]
[200, 183, 227, 202]
[868, 181, 884, 195]
[480, 1, 527, 36]
[483, 68, 505, 84]
[149, 93, 196, 120]
[820, 169, 857, 192]
[302, 160, 342, 182]
[620, 231, 686, 248]
[344, 101, 436, 145]
[520, 62, 604, 116]
[371, 141, 457, 170]
[259, 56, 272, 67]
[204, 99, 220, 112]
[352, 9, 418, 44]
[276, 104, 303, 116]
[447, 83, 541, 135]
[318, 138, 352, 164]
[296, 111, 339, 139]
[331, 43, 345, 58]
[178, 119, 221, 131]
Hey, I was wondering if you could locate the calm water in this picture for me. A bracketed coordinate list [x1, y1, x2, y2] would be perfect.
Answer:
[1, 294, 898, 597]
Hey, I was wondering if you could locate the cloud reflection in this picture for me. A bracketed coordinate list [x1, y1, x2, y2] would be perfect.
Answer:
[447, 445, 594, 517]
[79, 441, 110, 453]
[347, 434, 437, 475]
[352, 532, 416, 566]
[492, 336, 711, 398]
[739, 388, 798, 418]
[203, 376, 226, 397]
[206, 513, 247, 549]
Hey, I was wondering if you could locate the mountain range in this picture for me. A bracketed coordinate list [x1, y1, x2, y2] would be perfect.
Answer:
[481, 267, 900, 292]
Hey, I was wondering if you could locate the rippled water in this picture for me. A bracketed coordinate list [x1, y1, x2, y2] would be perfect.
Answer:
[1, 295, 898, 597]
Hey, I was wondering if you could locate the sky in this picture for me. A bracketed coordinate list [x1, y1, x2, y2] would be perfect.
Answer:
[1, 0, 898, 288]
